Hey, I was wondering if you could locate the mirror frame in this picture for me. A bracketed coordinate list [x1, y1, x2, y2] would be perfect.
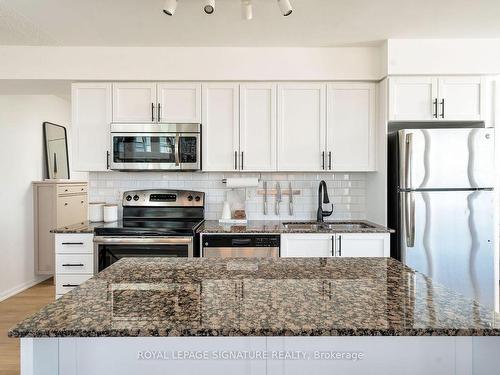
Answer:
[43, 122, 70, 180]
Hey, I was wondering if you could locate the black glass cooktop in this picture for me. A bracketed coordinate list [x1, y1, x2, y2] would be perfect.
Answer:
[94, 219, 204, 237]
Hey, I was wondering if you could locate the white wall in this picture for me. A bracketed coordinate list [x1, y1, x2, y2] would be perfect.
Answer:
[0, 46, 383, 81]
[387, 39, 500, 75]
[0, 95, 71, 300]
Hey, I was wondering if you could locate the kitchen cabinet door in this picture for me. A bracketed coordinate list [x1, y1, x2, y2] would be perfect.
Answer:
[277, 83, 326, 171]
[438, 77, 485, 121]
[239, 83, 277, 171]
[202, 83, 240, 171]
[281, 234, 334, 257]
[157, 83, 201, 123]
[112, 82, 157, 123]
[389, 77, 438, 121]
[336, 233, 390, 257]
[71, 83, 112, 171]
[327, 83, 376, 171]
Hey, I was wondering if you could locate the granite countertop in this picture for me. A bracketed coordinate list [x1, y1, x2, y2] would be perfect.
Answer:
[9, 257, 500, 338]
[197, 220, 394, 234]
[50, 221, 103, 233]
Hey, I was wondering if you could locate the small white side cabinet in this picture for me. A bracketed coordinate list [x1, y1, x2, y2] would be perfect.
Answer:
[280, 233, 390, 258]
[33, 181, 88, 275]
[55, 233, 94, 299]
[389, 76, 487, 122]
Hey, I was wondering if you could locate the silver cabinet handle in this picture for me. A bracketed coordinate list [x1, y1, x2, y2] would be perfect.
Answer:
[440, 99, 445, 118]
[62, 263, 84, 267]
[331, 236, 335, 256]
[404, 133, 413, 190]
[322, 151, 325, 170]
[234, 151, 238, 170]
[328, 151, 332, 170]
[63, 284, 79, 287]
[241, 151, 244, 170]
[157, 103, 161, 122]
[62, 242, 84, 245]
[151, 103, 155, 122]
[433, 98, 438, 118]
[338, 235, 342, 256]
[174, 134, 180, 166]
[106, 151, 110, 169]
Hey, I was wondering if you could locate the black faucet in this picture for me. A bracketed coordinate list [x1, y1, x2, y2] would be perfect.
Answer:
[317, 180, 333, 222]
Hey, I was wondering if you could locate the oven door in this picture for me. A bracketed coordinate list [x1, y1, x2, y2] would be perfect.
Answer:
[94, 236, 193, 273]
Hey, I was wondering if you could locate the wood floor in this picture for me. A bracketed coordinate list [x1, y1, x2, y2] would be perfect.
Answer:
[0, 279, 54, 375]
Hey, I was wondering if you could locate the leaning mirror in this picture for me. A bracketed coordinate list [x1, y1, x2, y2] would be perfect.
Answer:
[43, 122, 70, 180]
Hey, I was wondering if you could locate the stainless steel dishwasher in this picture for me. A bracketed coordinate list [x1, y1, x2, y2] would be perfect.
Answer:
[202, 235, 280, 258]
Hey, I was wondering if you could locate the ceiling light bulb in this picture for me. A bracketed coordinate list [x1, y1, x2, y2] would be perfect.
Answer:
[277, 0, 293, 16]
[163, 0, 178, 16]
[204, 0, 215, 14]
[242, 0, 253, 20]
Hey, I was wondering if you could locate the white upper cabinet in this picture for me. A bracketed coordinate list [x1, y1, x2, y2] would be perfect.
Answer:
[389, 76, 487, 122]
[157, 83, 201, 123]
[112, 82, 157, 123]
[71, 83, 112, 171]
[389, 77, 438, 121]
[327, 83, 376, 171]
[437, 77, 485, 121]
[281, 234, 334, 257]
[277, 83, 326, 171]
[239, 83, 277, 171]
[202, 83, 240, 171]
[336, 233, 390, 257]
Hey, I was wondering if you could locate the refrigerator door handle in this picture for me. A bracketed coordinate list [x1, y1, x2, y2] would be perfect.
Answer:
[405, 133, 413, 190]
[404, 192, 416, 248]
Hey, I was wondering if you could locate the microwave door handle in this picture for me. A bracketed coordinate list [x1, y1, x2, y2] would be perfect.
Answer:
[174, 134, 180, 167]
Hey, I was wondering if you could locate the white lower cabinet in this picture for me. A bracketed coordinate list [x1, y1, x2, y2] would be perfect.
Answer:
[281, 233, 390, 258]
[55, 233, 95, 299]
[280, 234, 334, 257]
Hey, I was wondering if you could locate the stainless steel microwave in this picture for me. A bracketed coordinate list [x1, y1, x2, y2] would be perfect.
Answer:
[110, 123, 201, 171]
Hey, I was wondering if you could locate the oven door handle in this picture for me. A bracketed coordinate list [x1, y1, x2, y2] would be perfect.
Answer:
[93, 236, 193, 245]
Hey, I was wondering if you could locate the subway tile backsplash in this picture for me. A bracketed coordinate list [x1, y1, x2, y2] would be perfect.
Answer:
[89, 172, 367, 221]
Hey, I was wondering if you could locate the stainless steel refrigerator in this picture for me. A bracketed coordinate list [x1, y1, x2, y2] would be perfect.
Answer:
[388, 127, 497, 309]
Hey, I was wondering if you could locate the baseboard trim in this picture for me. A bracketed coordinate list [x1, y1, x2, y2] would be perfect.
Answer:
[0, 275, 52, 302]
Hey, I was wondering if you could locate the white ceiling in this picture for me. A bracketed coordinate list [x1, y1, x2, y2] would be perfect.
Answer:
[1, 0, 500, 47]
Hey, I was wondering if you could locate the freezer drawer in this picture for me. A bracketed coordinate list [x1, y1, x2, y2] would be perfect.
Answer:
[399, 128, 494, 189]
[399, 190, 495, 308]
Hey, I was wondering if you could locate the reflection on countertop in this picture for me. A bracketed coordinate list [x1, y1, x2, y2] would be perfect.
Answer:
[9, 257, 499, 338]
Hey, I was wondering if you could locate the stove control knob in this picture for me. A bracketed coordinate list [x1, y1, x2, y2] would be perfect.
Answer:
[195, 196, 201, 202]
[187, 195, 193, 202]
[133, 195, 139, 201]
[126, 195, 132, 201]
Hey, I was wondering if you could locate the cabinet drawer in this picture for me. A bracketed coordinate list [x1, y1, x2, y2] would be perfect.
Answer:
[55, 274, 93, 295]
[57, 194, 88, 226]
[57, 185, 88, 196]
[56, 254, 94, 274]
[55, 233, 94, 253]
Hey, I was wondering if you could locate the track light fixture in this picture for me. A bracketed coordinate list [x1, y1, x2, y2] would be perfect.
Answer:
[277, 0, 293, 16]
[163, 0, 178, 16]
[242, 0, 253, 20]
[204, 0, 215, 14]
[162, 0, 293, 18]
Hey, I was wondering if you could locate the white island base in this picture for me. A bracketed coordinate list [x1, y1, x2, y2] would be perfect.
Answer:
[21, 336, 500, 375]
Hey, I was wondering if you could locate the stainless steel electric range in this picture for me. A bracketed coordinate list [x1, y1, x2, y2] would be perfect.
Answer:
[94, 189, 204, 272]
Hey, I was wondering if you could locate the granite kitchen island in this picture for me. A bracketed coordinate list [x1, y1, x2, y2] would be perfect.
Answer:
[9, 257, 500, 375]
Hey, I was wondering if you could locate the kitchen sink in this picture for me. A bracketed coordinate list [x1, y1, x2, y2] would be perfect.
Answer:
[282, 221, 376, 231]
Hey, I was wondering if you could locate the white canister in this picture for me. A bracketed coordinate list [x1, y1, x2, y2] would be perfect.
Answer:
[89, 202, 105, 222]
[103, 204, 118, 223]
